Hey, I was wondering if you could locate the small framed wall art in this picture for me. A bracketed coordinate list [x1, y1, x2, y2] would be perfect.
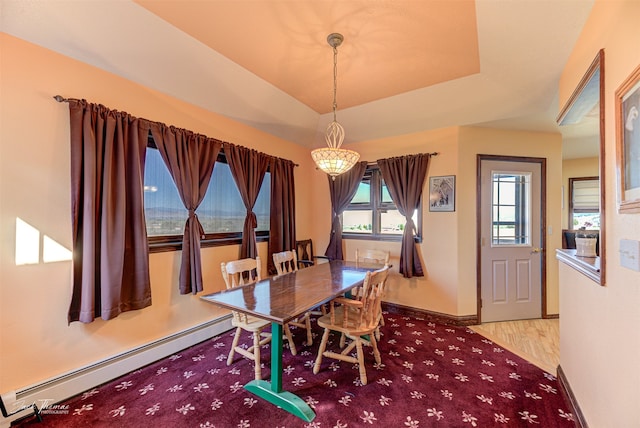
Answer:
[429, 175, 455, 212]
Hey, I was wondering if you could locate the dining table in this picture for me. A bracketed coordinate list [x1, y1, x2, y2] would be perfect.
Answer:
[200, 259, 384, 422]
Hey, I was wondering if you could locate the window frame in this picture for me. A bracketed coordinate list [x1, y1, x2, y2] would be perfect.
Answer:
[568, 176, 600, 231]
[145, 137, 269, 253]
[342, 166, 423, 242]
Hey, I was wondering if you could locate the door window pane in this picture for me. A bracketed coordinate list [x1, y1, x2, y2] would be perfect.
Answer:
[491, 172, 531, 246]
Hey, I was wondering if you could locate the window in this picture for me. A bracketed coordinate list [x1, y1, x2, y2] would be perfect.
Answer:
[491, 172, 531, 246]
[144, 146, 270, 250]
[569, 177, 600, 230]
[342, 167, 421, 241]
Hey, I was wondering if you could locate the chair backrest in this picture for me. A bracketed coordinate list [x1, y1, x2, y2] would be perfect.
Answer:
[221, 257, 262, 324]
[273, 250, 298, 275]
[295, 239, 314, 266]
[221, 256, 262, 290]
[354, 267, 389, 330]
[355, 248, 390, 266]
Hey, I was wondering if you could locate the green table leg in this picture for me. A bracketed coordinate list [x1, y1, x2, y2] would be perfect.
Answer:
[244, 323, 316, 422]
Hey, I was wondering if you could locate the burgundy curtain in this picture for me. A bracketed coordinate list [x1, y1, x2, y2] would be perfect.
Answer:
[149, 124, 221, 294]
[377, 154, 429, 278]
[226, 144, 269, 260]
[267, 158, 297, 275]
[324, 161, 367, 260]
[68, 100, 151, 323]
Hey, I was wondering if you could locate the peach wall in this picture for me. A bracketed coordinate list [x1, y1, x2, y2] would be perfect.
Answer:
[561, 157, 599, 229]
[557, 1, 640, 426]
[0, 34, 313, 392]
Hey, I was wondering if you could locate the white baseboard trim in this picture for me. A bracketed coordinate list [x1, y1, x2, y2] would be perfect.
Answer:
[1, 315, 232, 427]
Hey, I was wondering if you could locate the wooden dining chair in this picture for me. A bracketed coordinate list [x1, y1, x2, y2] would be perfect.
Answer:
[295, 239, 329, 269]
[354, 248, 390, 338]
[272, 250, 313, 346]
[313, 266, 389, 385]
[355, 248, 390, 266]
[273, 249, 299, 275]
[221, 256, 298, 380]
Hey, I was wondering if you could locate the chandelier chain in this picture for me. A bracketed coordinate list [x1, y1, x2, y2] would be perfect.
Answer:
[332, 45, 338, 123]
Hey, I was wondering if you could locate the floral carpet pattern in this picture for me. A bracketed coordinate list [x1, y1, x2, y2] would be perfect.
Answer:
[15, 313, 575, 427]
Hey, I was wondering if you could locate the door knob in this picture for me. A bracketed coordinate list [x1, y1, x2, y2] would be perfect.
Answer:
[531, 247, 542, 254]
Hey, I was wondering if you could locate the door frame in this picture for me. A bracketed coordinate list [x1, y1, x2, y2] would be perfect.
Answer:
[476, 154, 548, 323]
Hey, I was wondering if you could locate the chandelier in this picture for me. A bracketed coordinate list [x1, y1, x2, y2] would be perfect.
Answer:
[311, 33, 360, 179]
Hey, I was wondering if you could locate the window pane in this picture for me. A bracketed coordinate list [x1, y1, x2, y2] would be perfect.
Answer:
[498, 206, 515, 222]
[199, 163, 245, 233]
[199, 165, 270, 233]
[342, 210, 372, 233]
[497, 180, 515, 205]
[380, 209, 417, 235]
[572, 179, 599, 210]
[144, 148, 270, 237]
[342, 166, 422, 240]
[144, 149, 187, 236]
[351, 181, 371, 204]
[381, 181, 393, 203]
[573, 212, 600, 230]
[254, 174, 270, 231]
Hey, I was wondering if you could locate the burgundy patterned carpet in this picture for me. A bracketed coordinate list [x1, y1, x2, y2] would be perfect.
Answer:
[14, 313, 575, 427]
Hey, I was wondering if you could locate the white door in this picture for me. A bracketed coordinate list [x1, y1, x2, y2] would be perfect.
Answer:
[480, 159, 543, 323]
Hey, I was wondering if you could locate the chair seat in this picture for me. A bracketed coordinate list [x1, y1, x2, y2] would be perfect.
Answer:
[316, 307, 374, 337]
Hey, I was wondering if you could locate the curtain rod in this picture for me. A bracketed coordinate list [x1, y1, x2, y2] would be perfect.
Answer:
[53, 95, 299, 167]
[54, 96, 441, 168]
[366, 152, 439, 166]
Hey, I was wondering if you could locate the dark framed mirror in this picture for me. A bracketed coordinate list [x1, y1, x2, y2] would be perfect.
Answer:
[557, 49, 605, 286]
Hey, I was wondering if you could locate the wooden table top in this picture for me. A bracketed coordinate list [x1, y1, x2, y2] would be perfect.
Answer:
[201, 260, 382, 324]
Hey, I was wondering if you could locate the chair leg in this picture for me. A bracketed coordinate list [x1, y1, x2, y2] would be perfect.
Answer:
[227, 327, 242, 366]
[370, 332, 381, 365]
[374, 313, 385, 340]
[252, 331, 262, 380]
[304, 313, 313, 346]
[284, 323, 297, 356]
[355, 339, 368, 385]
[313, 328, 330, 374]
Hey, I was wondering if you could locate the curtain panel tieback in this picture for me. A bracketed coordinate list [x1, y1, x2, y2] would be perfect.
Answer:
[404, 217, 417, 234]
[187, 210, 205, 239]
[247, 210, 258, 229]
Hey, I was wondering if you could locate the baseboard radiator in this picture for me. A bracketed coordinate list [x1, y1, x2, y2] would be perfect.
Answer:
[1, 315, 232, 427]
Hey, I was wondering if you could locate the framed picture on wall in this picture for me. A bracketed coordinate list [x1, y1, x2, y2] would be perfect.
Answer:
[615, 63, 640, 213]
[429, 175, 456, 212]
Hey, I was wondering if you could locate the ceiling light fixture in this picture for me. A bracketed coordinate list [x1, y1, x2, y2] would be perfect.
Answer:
[311, 33, 360, 179]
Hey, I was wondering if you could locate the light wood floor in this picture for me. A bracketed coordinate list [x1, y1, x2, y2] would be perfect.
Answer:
[469, 318, 559, 375]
